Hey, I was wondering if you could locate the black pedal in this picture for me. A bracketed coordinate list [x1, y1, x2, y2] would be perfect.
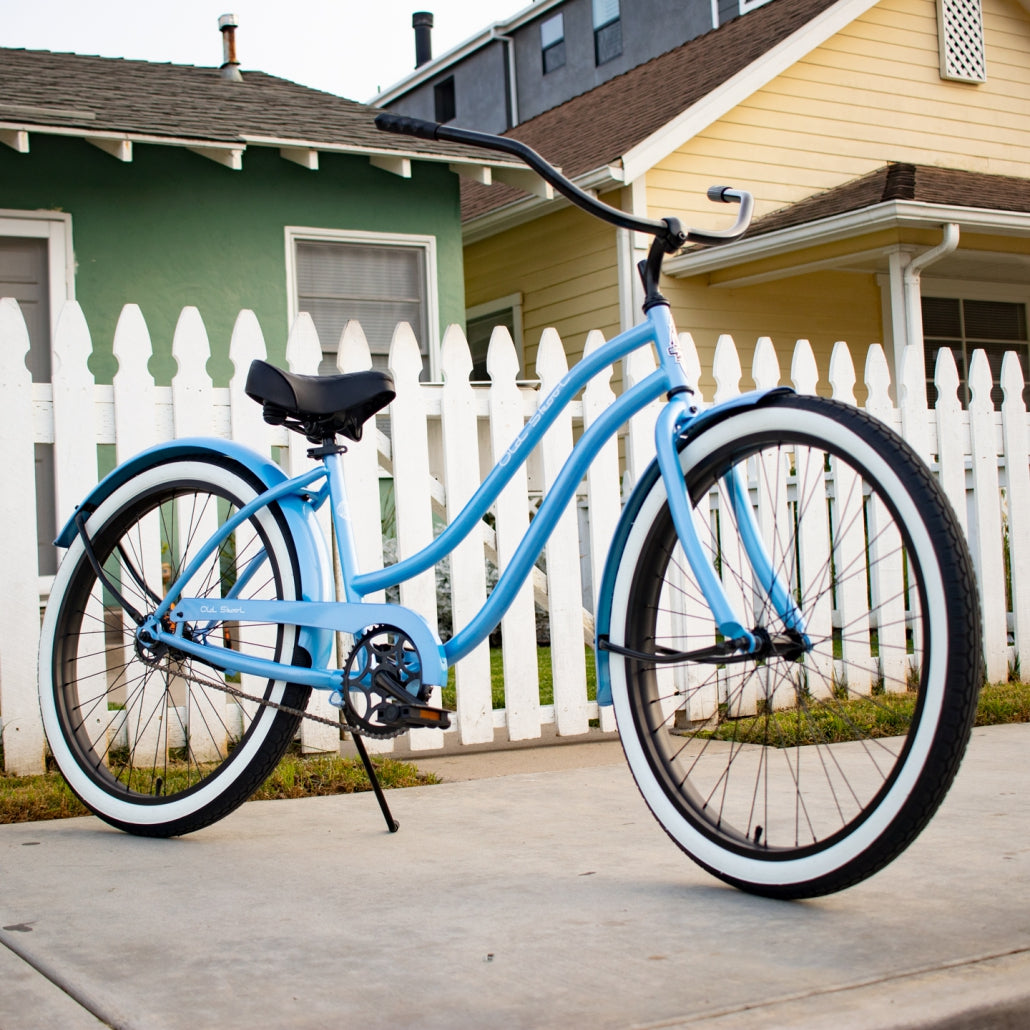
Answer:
[396, 703, 452, 730]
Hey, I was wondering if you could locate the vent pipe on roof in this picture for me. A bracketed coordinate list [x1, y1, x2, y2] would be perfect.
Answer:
[219, 14, 243, 81]
[413, 12, 434, 67]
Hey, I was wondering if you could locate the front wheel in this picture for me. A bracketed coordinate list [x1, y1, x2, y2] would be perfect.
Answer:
[38, 456, 311, 837]
[607, 395, 981, 898]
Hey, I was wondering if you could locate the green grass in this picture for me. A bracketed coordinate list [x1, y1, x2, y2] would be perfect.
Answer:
[701, 680, 1030, 748]
[0, 750, 437, 825]
[6, 672, 1026, 824]
[441, 645, 597, 710]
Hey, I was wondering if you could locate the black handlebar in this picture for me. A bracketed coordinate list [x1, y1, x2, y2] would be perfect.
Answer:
[373, 113, 753, 251]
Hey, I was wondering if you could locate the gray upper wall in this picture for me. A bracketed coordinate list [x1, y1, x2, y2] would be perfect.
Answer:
[378, 0, 767, 132]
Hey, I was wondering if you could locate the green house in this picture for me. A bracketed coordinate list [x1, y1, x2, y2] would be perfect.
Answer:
[0, 44, 522, 574]
[0, 45, 519, 385]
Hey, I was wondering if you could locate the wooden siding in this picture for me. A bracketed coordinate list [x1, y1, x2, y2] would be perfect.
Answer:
[463, 198, 619, 371]
[648, 0, 1030, 225]
[462, 0, 1029, 387]
[649, 0, 1030, 392]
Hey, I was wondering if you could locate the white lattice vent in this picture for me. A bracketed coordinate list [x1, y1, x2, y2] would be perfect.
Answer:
[937, 0, 987, 83]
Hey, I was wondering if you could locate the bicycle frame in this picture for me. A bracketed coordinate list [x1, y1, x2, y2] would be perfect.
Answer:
[138, 302, 803, 695]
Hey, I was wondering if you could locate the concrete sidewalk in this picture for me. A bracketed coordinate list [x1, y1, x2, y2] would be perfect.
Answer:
[1, 724, 1028, 1030]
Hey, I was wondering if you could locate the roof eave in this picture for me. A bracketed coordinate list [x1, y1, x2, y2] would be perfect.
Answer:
[0, 120, 523, 175]
[463, 162, 625, 243]
[664, 200, 1030, 279]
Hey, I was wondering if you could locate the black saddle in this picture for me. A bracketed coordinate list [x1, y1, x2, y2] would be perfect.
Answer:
[245, 360, 395, 444]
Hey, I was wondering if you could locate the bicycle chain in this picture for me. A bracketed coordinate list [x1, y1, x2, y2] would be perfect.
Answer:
[164, 662, 374, 734]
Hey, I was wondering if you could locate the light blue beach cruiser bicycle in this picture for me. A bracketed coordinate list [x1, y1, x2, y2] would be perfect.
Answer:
[38, 116, 982, 898]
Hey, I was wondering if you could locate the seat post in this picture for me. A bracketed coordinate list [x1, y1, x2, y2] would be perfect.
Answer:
[319, 439, 363, 603]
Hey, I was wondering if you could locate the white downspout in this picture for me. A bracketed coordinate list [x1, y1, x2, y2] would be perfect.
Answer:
[490, 29, 519, 127]
[899, 223, 960, 409]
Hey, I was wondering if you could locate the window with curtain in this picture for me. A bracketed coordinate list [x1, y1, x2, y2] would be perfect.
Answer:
[293, 237, 430, 377]
[592, 0, 622, 65]
[541, 13, 566, 74]
[923, 295, 1029, 408]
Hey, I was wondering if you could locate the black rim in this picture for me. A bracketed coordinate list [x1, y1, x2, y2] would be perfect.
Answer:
[51, 474, 294, 805]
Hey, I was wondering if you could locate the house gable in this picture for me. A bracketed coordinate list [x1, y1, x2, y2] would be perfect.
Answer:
[464, 0, 1030, 401]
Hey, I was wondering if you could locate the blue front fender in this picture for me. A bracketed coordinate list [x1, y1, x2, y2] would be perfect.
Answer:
[55, 438, 335, 673]
[594, 387, 792, 706]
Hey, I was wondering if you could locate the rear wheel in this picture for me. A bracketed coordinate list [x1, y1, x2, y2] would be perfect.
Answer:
[608, 395, 981, 897]
[39, 457, 311, 836]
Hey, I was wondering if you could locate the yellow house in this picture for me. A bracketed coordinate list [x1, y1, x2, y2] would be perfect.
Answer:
[461, 0, 1030, 403]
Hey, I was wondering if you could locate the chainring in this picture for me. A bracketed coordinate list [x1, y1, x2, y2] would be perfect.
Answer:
[339, 625, 430, 739]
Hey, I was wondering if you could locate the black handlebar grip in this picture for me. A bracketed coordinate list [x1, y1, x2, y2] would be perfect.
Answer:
[374, 113, 441, 140]
[707, 186, 733, 202]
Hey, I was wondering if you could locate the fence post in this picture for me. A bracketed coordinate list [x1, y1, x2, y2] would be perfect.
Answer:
[899, 343, 932, 465]
[1000, 351, 1030, 678]
[169, 308, 228, 762]
[387, 322, 445, 750]
[933, 347, 968, 535]
[535, 329, 589, 736]
[968, 350, 1008, 683]
[113, 305, 159, 459]
[863, 344, 895, 428]
[582, 330, 620, 733]
[440, 325, 493, 743]
[111, 305, 165, 765]
[828, 341, 873, 694]
[51, 302, 100, 534]
[486, 326, 541, 740]
[0, 299, 46, 774]
[285, 313, 343, 755]
[228, 310, 272, 455]
[624, 343, 660, 491]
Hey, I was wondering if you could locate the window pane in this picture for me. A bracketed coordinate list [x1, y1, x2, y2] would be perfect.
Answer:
[923, 296, 1029, 409]
[595, 20, 622, 64]
[295, 240, 426, 373]
[543, 40, 566, 73]
[592, 0, 620, 27]
[434, 77, 456, 123]
[540, 13, 564, 48]
[466, 308, 517, 381]
[922, 296, 961, 337]
[964, 299, 1028, 342]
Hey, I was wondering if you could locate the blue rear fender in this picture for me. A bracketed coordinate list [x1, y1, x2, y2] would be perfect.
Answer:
[55, 438, 335, 672]
[594, 387, 792, 706]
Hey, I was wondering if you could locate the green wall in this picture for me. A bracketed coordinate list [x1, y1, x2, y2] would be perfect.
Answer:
[1, 134, 466, 384]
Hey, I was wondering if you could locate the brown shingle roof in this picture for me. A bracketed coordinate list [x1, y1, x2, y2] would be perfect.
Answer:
[746, 163, 1030, 237]
[461, 0, 841, 221]
[0, 47, 498, 163]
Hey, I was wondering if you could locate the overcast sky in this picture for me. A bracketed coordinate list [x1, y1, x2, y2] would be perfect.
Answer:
[3, 0, 529, 103]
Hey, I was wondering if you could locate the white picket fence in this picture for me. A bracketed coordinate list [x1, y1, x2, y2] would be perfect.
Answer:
[0, 297, 1027, 775]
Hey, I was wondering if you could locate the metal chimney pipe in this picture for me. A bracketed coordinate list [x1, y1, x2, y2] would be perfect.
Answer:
[413, 12, 434, 67]
[218, 14, 243, 81]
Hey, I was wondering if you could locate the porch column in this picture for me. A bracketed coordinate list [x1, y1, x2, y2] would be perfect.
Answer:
[885, 225, 960, 407]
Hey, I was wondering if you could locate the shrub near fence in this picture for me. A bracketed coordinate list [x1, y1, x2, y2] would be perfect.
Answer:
[1, 297, 1028, 775]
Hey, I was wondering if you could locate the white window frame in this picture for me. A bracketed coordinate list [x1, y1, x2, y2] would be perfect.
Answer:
[0, 209, 75, 341]
[920, 275, 1030, 402]
[284, 227, 440, 379]
[466, 291, 525, 377]
[0, 210, 74, 598]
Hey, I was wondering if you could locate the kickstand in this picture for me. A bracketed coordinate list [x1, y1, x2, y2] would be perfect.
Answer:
[352, 732, 400, 833]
